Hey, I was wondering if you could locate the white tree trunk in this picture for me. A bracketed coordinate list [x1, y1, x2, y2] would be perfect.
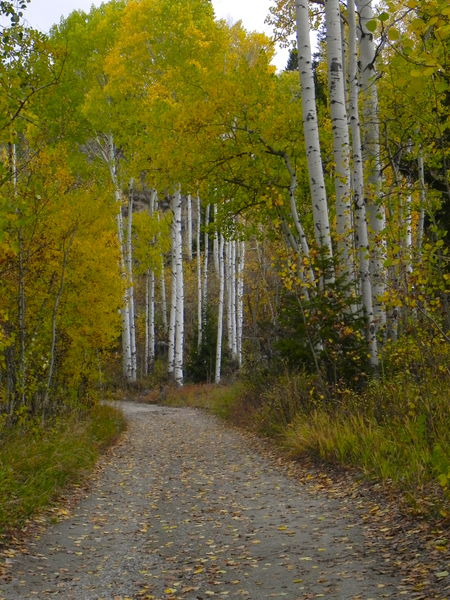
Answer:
[215, 234, 225, 384]
[213, 204, 220, 274]
[283, 154, 316, 286]
[231, 240, 238, 359]
[107, 135, 133, 381]
[149, 271, 156, 367]
[236, 240, 246, 368]
[145, 190, 157, 375]
[225, 240, 233, 353]
[356, 0, 386, 328]
[127, 179, 137, 381]
[155, 199, 169, 333]
[160, 265, 168, 332]
[197, 195, 203, 348]
[348, 0, 378, 367]
[202, 203, 210, 324]
[325, 0, 353, 284]
[168, 201, 177, 375]
[145, 271, 149, 377]
[295, 0, 333, 263]
[145, 268, 156, 375]
[173, 189, 184, 386]
[404, 187, 413, 275]
[186, 193, 193, 262]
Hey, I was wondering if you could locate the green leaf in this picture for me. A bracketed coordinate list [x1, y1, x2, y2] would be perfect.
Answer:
[436, 571, 449, 579]
[366, 19, 377, 32]
[388, 28, 400, 41]
[378, 12, 389, 22]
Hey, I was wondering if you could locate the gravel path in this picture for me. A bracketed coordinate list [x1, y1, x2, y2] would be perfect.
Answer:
[0, 402, 406, 600]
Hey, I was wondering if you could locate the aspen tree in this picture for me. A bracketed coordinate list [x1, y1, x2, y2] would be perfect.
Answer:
[231, 240, 238, 359]
[215, 234, 225, 384]
[156, 199, 169, 332]
[144, 190, 157, 374]
[168, 196, 177, 376]
[127, 179, 137, 381]
[325, 0, 353, 284]
[348, 0, 378, 366]
[225, 240, 233, 354]
[295, 0, 333, 264]
[237, 240, 246, 367]
[107, 135, 132, 381]
[173, 189, 184, 386]
[186, 193, 193, 262]
[197, 195, 203, 348]
[356, 0, 386, 328]
[202, 204, 210, 326]
[213, 204, 220, 274]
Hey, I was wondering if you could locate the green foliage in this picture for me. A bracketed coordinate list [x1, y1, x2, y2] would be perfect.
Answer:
[185, 311, 218, 384]
[276, 272, 371, 387]
[0, 403, 125, 536]
[185, 306, 235, 384]
[0, 0, 29, 26]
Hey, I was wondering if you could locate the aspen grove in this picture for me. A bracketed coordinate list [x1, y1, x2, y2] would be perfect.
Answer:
[0, 0, 448, 430]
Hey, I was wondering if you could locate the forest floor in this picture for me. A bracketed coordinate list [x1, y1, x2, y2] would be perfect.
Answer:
[0, 400, 448, 600]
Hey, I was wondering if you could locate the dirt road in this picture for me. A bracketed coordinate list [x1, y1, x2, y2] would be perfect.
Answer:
[0, 402, 420, 599]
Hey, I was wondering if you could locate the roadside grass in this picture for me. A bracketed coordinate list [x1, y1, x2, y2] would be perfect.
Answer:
[163, 382, 246, 420]
[0, 403, 126, 537]
[161, 370, 450, 518]
[283, 373, 450, 517]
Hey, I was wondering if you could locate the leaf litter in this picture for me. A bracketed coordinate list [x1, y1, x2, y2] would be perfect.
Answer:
[0, 400, 448, 600]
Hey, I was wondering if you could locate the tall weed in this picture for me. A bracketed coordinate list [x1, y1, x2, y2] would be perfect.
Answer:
[0, 404, 125, 536]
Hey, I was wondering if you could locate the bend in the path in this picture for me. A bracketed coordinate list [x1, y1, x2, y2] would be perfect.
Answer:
[0, 401, 412, 599]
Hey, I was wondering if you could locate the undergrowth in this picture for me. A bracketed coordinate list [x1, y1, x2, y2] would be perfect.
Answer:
[160, 334, 450, 519]
[0, 403, 126, 537]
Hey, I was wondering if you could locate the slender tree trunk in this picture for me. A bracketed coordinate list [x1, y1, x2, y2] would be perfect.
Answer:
[155, 198, 168, 333]
[145, 269, 156, 375]
[225, 240, 233, 353]
[284, 153, 316, 286]
[202, 203, 210, 325]
[197, 195, 203, 348]
[160, 267, 168, 331]
[295, 0, 333, 266]
[127, 179, 137, 381]
[325, 0, 353, 285]
[404, 186, 413, 275]
[215, 234, 225, 384]
[168, 199, 177, 376]
[42, 234, 73, 418]
[356, 0, 386, 328]
[348, 0, 378, 367]
[145, 190, 157, 375]
[213, 204, 220, 274]
[186, 193, 193, 262]
[236, 240, 246, 368]
[173, 189, 184, 386]
[145, 270, 150, 377]
[231, 240, 238, 359]
[107, 135, 132, 381]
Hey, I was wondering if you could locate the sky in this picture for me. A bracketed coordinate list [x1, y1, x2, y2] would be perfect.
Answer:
[22, 0, 290, 71]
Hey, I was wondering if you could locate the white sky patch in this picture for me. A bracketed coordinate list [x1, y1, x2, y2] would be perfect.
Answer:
[22, 0, 290, 71]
